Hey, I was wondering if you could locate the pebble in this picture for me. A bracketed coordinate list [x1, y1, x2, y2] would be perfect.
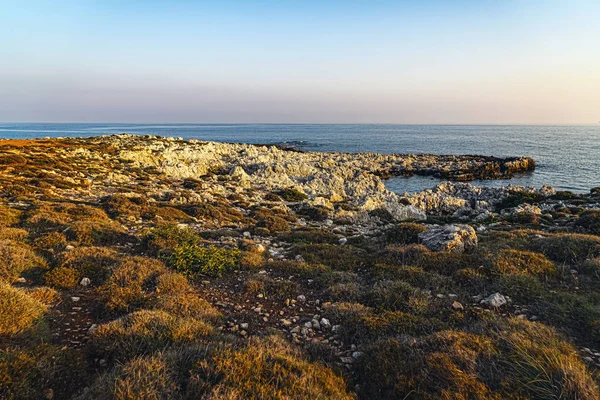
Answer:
[297, 295, 306, 303]
[79, 277, 91, 286]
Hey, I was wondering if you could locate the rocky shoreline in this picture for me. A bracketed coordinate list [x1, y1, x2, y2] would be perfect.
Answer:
[2, 134, 600, 399]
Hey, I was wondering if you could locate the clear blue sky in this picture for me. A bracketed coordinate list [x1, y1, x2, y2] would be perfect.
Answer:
[1, 0, 598, 123]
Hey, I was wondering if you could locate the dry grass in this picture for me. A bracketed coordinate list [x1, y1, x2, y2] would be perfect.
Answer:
[530, 233, 600, 264]
[0, 239, 47, 283]
[489, 249, 556, 277]
[90, 310, 214, 363]
[44, 266, 80, 289]
[0, 283, 47, 336]
[99, 257, 167, 313]
[60, 246, 120, 285]
[189, 335, 353, 399]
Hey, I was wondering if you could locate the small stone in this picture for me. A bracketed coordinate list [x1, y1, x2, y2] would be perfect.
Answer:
[311, 319, 321, 330]
[297, 295, 307, 303]
[281, 319, 293, 327]
[65, 245, 75, 251]
[15, 277, 26, 283]
[352, 351, 363, 359]
[320, 318, 331, 329]
[451, 301, 464, 311]
[240, 323, 249, 330]
[80, 277, 91, 286]
[71, 297, 81, 302]
[340, 357, 354, 364]
[480, 293, 507, 308]
[338, 237, 348, 245]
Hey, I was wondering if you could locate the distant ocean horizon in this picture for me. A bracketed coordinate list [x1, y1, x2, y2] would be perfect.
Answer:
[1, 123, 599, 194]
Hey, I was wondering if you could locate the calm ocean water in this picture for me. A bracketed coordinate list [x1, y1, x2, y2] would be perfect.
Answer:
[1, 123, 598, 193]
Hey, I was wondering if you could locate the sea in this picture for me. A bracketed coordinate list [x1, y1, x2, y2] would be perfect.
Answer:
[1, 123, 598, 194]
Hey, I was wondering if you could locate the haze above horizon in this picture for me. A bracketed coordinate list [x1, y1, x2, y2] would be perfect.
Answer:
[1, 1, 599, 124]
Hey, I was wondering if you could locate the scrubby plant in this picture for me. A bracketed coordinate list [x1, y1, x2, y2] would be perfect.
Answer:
[291, 243, 367, 271]
[277, 188, 308, 202]
[494, 318, 599, 399]
[44, 266, 80, 289]
[89, 310, 214, 363]
[239, 251, 264, 269]
[26, 286, 61, 306]
[99, 257, 168, 312]
[489, 249, 556, 277]
[153, 292, 222, 321]
[166, 244, 240, 278]
[144, 224, 201, 256]
[60, 246, 120, 285]
[66, 220, 128, 246]
[576, 210, 600, 235]
[0, 203, 21, 227]
[188, 335, 353, 399]
[530, 233, 600, 264]
[0, 227, 28, 241]
[79, 354, 180, 400]
[0, 239, 47, 283]
[256, 215, 290, 232]
[277, 228, 339, 244]
[415, 251, 479, 275]
[33, 231, 67, 254]
[384, 222, 428, 244]
[0, 283, 47, 336]
[364, 280, 430, 313]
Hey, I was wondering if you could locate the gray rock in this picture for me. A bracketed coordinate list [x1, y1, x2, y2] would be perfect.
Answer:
[481, 292, 507, 308]
[418, 224, 477, 253]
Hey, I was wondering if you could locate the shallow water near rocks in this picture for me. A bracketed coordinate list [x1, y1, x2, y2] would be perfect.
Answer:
[1, 123, 598, 192]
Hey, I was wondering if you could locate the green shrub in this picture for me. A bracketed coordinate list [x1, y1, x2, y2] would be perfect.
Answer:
[415, 251, 478, 275]
[165, 244, 240, 278]
[256, 215, 290, 233]
[0, 283, 47, 336]
[277, 188, 308, 202]
[44, 266, 80, 289]
[493, 274, 546, 303]
[144, 225, 201, 257]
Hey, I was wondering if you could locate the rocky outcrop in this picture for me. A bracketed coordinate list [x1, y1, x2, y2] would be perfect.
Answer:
[418, 224, 478, 253]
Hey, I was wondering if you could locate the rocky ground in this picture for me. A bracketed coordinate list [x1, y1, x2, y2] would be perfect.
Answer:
[1, 134, 600, 399]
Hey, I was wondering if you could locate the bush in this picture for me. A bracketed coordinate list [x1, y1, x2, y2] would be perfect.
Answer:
[44, 267, 80, 289]
[0, 204, 21, 227]
[0, 227, 28, 241]
[489, 249, 556, 277]
[292, 244, 367, 271]
[188, 335, 353, 399]
[144, 225, 201, 256]
[99, 257, 168, 312]
[153, 292, 222, 321]
[277, 188, 308, 202]
[494, 318, 599, 399]
[363, 280, 429, 313]
[530, 234, 600, 264]
[493, 274, 546, 303]
[26, 286, 61, 305]
[0, 239, 47, 283]
[66, 220, 128, 246]
[277, 228, 339, 244]
[0, 345, 89, 399]
[155, 272, 189, 294]
[256, 215, 290, 233]
[415, 251, 478, 275]
[0, 283, 47, 336]
[90, 310, 214, 363]
[60, 246, 120, 285]
[165, 244, 240, 278]
[33, 231, 67, 254]
[80, 354, 179, 400]
[384, 223, 428, 244]
[576, 210, 600, 235]
[239, 251, 264, 269]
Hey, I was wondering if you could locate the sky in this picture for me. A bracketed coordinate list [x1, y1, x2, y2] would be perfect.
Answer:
[0, 0, 599, 124]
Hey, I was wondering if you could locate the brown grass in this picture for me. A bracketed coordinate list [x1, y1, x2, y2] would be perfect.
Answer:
[0, 283, 47, 336]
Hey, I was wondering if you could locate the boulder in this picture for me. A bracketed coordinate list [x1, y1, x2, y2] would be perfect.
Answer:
[418, 224, 477, 253]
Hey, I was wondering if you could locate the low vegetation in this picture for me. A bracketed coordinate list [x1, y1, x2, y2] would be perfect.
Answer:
[2, 136, 600, 399]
